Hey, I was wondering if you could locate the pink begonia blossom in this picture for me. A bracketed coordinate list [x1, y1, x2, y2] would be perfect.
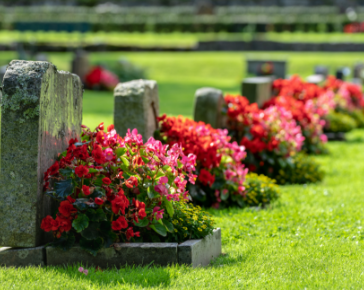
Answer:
[125, 128, 143, 145]
[83, 269, 88, 276]
[154, 184, 168, 196]
[103, 148, 114, 161]
[78, 267, 84, 273]
[153, 207, 164, 220]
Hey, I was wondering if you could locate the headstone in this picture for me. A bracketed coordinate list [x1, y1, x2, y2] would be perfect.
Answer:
[0, 60, 83, 247]
[247, 60, 287, 79]
[314, 65, 329, 78]
[114, 79, 159, 142]
[194, 87, 225, 129]
[242, 77, 273, 107]
[0, 65, 7, 84]
[35, 53, 48, 62]
[306, 74, 325, 85]
[196, 0, 214, 15]
[353, 63, 364, 79]
[71, 50, 90, 83]
[336, 68, 345, 80]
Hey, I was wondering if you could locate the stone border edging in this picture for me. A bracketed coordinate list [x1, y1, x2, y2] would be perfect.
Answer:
[0, 228, 221, 268]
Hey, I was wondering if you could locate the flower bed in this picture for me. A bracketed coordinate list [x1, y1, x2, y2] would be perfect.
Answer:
[156, 115, 252, 209]
[223, 94, 323, 184]
[41, 123, 214, 255]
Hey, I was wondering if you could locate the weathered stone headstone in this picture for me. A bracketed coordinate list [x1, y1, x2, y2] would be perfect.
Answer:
[0, 65, 7, 84]
[314, 65, 329, 78]
[247, 60, 287, 79]
[336, 68, 345, 80]
[353, 63, 364, 79]
[194, 87, 225, 129]
[0, 60, 83, 247]
[242, 77, 273, 107]
[71, 50, 90, 83]
[114, 79, 159, 142]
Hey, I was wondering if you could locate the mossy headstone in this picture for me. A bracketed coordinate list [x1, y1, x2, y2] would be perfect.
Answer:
[114, 79, 159, 142]
[193, 87, 225, 129]
[0, 60, 83, 247]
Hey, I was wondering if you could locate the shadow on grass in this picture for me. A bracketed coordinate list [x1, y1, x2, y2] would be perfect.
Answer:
[50, 264, 173, 288]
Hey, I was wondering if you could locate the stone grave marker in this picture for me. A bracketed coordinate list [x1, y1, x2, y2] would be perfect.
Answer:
[314, 65, 329, 78]
[306, 74, 325, 85]
[71, 50, 90, 83]
[193, 87, 225, 129]
[0, 60, 83, 247]
[114, 79, 159, 142]
[246, 60, 287, 79]
[242, 77, 273, 107]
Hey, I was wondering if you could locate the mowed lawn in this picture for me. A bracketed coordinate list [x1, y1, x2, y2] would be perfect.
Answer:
[2, 130, 364, 289]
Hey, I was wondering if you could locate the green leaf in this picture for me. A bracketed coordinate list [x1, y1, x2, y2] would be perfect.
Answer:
[73, 200, 89, 211]
[220, 191, 229, 201]
[162, 165, 172, 172]
[80, 222, 100, 240]
[59, 168, 73, 177]
[162, 196, 174, 217]
[79, 237, 104, 256]
[89, 187, 105, 199]
[116, 147, 127, 158]
[52, 232, 75, 251]
[121, 156, 130, 166]
[150, 223, 167, 237]
[156, 171, 165, 179]
[140, 148, 147, 157]
[163, 219, 174, 233]
[86, 209, 107, 222]
[72, 213, 89, 233]
[88, 168, 99, 173]
[133, 217, 149, 227]
[141, 156, 150, 163]
[94, 175, 106, 186]
[55, 179, 74, 199]
[147, 187, 160, 199]
[177, 160, 183, 169]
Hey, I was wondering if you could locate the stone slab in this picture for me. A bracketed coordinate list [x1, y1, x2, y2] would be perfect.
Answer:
[114, 79, 159, 142]
[47, 243, 178, 268]
[46, 228, 221, 268]
[0, 246, 45, 267]
[242, 77, 273, 107]
[0, 60, 83, 248]
[178, 228, 221, 267]
[194, 87, 225, 129]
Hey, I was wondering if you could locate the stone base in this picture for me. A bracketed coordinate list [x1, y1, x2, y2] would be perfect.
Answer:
[324, 132, 346, 141]
[1, 229, 221, 268]
[0, 246, 45, 267]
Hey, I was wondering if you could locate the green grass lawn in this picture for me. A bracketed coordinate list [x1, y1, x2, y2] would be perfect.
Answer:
[2, 129, 364, 289]
[2, 31, 364, 48]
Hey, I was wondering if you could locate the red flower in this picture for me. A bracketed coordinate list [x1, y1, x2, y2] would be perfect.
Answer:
[107, 124, 114, 132]
[67, 196, 76, 203]
[198, 169, 215, 186]
[96, 131, 105, 145]
[94, 197, 104, 205]
[92, 145, 106, 164]
[102, 177, 111, 185]
[111, 216, 128, 231]
[126, 227, 140, 240]
[111, 194, 130, 215]
[48, 161, 59, 176]
[56, 215, 72, 233]
[125, 176, 138, 188]
[58, 201, 77, 218]
[75, 165, 89, 178]
[138, 208, 147, 219]
[82, 185, 91, 196]
[41, 216, 54, 232]
[117, 189, 125, 196]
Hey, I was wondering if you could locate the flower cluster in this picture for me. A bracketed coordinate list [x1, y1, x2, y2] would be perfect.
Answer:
[156, 115, 248, 208]
[41, 123, 202, 255]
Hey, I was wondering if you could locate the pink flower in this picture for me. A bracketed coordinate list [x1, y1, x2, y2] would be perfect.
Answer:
[153, 207, 164, 220]
[103, 148, 114, 161]
[83, 269, 88, 276]
[125, 128, 143, 145]
[154, 184, 168, 196]
[78, 267, 84, 273]
[158, 176, 168, 185]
